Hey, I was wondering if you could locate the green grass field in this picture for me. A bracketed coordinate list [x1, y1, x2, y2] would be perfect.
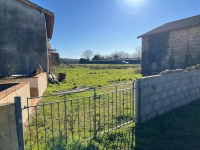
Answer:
[24, 64, 141, 149]
[24, 64, 200, 150]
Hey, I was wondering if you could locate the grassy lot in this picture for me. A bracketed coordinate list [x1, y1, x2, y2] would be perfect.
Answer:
[25, 64, 200, 149]
[45, 64, 141, 96]
[24, 64, 141, 149]
[62, 99, 200, 150]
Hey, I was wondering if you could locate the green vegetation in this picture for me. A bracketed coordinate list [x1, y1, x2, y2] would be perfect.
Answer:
[24, 64, 140, 149]
[25, 64, 200, 149]
[46, 64, 141, 96]
[135, 100, 200, 150]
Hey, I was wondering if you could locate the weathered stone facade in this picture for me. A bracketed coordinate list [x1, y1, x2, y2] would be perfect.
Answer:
[0, 0, 53, 77]
[141, 25, 200, 76]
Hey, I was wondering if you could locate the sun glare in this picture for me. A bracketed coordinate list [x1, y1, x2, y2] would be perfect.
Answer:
[117, 0, 146, 14]
[124, 0, 139, 5]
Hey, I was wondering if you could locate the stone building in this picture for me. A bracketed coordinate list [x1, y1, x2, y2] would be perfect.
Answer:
[138, 15, 200, 76]
[0, 0, 54, 77]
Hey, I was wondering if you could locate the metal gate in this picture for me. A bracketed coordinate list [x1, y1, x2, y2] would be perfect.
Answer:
[20, 82, 136, 149]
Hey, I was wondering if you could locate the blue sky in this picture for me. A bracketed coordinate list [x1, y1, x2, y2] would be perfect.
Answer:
[31, 0, 200, 58]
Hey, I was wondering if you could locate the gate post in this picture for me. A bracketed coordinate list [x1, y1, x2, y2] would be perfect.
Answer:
[15, 96, 25, 150]
[93, 88, 97, 138]
[135, 80, 141, 124]
[132, 82, 135, 121]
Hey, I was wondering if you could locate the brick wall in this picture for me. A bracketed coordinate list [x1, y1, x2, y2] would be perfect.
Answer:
[137, 65, 200, 123]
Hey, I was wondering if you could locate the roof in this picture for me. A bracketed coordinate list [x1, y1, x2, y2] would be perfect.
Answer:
[18, 0, 54, 39]
[137, 15, 200, 38]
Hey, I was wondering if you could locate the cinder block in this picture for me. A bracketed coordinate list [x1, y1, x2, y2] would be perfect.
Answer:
[187, 97, 192, 104]
[181, 99, 187, 106]
[194, 82, 199, 88]
[190, 89, 195, 96]
[166, 104, 173, 112]
[0, 114, 9, 126]
[182, 72, 188, 78]
[192, 94, 197, 101]
[195, 76, 200, 82]
[10, 131, 17, 142]
[148, 76, 159, 86]
[154, 84, 164, 94]
[146, 111, 156, 121]
[174, 72, 183, 80]
[9, 122, 16, 133]
[167, 74, 174, 82]
[188, 84, 194, 90]
[176, 87, 182, 94]
[184, 78, 190, 85]
[152, 94, 160, 102]
[171, 95, 178, 103]
[187, 71, 193, 77]
[154, 100, 163, 111]
[139, 77, 149, 88]
[141, 104, 153, 116]
[163, 82, 171, 91]
[182, 86, 188, 92]
[184, 91, 190, 98]
[172, 80, 179, 88]
[8, 110, 15, 123]
[0, 124, 11, 135]
[168, 89, 175, 96]
[160, 91, 168, 99]
[140, 86, 153, 99]
[159, 76, 167, 84]
[173, 101, 180, 108]
[157, 108, 165, 116]
[178, 79, 185, 86]
[195, 87, 199, 94]
[189, 77, 196, 83]
[178, 93, 184, 100]
[164, 97, 171, 106]
[141, 97, 150, 107]
[192, 70, 200, 76]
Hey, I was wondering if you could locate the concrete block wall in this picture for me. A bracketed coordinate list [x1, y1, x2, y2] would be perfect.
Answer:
[0, 103, 18, 150]
[137, 68, 200, 123]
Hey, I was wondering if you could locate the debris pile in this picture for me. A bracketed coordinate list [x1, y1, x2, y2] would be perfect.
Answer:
[49, 72, 59, 84]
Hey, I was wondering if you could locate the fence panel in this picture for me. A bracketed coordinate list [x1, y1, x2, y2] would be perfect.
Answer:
[23, 82, 135, 149]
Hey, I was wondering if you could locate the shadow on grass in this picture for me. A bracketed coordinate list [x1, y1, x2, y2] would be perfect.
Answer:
[135, 100, 200, 150]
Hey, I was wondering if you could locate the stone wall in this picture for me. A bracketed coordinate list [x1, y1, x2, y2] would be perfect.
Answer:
[162, 26, 200, 69]
[137, 65, 200, 123]
[141, 26, 200, 76]
[0, 0, 48, 77]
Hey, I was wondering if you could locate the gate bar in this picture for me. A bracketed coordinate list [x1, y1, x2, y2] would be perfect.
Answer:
[15, 96, 25, 150]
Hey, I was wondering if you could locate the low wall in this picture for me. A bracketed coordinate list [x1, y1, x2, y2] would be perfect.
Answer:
[0, 103, 18, 150]
[0, 82, 30, 124]
[0, 72, 48, 97]
[137, 66, 200, 123]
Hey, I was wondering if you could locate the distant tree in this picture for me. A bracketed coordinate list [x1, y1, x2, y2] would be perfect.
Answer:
[133, 46, 141, 59]
[79, 58, 89, 64]
[113, 54, 119, 60]
[92, 54, 102, 60]
[81, 49, 94, 60]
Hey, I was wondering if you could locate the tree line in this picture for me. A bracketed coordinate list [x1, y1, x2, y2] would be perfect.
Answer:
[81, 47, 141, 61]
